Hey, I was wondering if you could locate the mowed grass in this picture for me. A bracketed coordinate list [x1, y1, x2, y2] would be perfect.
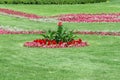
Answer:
[0, 15, 120, 32]
[0, 1, 120, 16]
[0, 0, 120, 80]
[0, 34, 120, 80]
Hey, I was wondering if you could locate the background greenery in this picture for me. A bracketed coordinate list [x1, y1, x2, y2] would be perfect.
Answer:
[0, 0, 107, 4]
[0, 0, 120, 80]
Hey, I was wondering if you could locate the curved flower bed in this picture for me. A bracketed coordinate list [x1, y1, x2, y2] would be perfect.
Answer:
[58, 13, 120, 23]
[0, 8, 42, 19]
[24, 39, 88, 48]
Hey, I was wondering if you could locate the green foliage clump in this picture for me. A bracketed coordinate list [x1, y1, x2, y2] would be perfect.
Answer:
[41, 22, 75, 43]
[0, 0, 107, 4]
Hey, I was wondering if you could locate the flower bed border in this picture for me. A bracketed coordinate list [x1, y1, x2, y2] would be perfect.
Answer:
[24, 39, 88, 48]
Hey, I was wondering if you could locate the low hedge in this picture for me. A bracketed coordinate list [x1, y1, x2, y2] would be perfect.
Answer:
[0, 0, 107, 4]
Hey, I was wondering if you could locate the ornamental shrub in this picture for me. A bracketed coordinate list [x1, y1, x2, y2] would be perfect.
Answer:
[0, 0, 108, 4]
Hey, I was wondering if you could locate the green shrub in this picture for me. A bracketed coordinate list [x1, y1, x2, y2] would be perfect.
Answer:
[0, 0, 107, 4]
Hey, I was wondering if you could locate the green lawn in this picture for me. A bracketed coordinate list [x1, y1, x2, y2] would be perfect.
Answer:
[0, 34, 120, 80]
[0, 0, 120, 80]
[0, 15, 120, 32]
[0, 0, 120, 16]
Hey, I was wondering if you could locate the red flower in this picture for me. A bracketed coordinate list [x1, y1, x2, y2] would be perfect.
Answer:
[34, 39, 39, 43]
[71, 40, 75, 44]
[67, 41, 72, 45]
[57, 21, 62, 27]
[58, 41, 63, 45]
[42, 39, 46, 45]
[51, 40, 57, 45]
[77, 39, 82, 44]
[47, 40, 51, 45]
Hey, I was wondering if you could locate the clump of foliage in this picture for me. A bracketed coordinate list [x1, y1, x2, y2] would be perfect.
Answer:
[42, 22, 75, 43]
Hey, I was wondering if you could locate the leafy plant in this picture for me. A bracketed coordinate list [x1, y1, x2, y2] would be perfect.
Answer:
[41, 22, 76, 43]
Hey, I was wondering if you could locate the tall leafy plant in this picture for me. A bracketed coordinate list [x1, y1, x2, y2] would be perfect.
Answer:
[41, 22, 76, 43]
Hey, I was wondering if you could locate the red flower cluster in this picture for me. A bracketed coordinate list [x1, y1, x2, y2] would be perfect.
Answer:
[24, 39, 88, 48]
[0, 8, 42, 19]
[58, 13, 120, 23]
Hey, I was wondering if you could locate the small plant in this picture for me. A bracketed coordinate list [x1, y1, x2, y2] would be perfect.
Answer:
[41, 21, 76, 43]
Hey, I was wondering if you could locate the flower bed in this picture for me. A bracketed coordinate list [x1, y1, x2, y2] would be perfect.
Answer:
[24, 39, 88, 48]
[0, 8, 42, 19]
[24, 22, 88, 48]
[58, 13, 120, 23]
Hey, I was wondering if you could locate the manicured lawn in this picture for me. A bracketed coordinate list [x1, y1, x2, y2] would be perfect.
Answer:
[0, 0, 120, 80]
[0, 15, 120, 31]
[0, 1, 120, 16]
[0, 34, 120, 80]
